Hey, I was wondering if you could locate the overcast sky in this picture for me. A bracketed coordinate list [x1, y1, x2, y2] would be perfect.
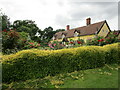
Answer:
[0, 0, 119, 30]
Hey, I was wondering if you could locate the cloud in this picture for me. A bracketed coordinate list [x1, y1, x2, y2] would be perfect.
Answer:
[68, 0, 119, 2]
[55, 2, 118, 30]
[69, 2, 118, 20]
[0, 0, 118, 30]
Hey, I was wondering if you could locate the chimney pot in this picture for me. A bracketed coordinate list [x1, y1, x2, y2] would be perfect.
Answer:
[66, 25, 70, 30]
[86, 18, 91, 26]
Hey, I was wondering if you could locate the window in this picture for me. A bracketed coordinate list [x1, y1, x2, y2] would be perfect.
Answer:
[62, 34, 65, 39]
[52, 36, 55, 40]
[74, 31, 79, 37]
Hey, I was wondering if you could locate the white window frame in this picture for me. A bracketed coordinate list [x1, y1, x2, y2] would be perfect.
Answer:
[74, 31, 79, 37]
[62, 34, 65, 39]
[52, 36, 55, 40]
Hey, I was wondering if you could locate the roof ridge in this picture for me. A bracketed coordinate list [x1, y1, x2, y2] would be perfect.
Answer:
[53, 20, 107, 40]
[71, 20, 105, 30]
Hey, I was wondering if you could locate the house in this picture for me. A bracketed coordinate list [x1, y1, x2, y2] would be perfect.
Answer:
[111, 30, 120, 39]
[52, 18, 111, 42]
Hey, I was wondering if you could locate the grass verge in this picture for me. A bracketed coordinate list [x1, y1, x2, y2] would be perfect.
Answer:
[2, 64, 118, 88]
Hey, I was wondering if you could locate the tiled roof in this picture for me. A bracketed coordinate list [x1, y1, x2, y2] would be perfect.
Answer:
[54, 20, 105, 40]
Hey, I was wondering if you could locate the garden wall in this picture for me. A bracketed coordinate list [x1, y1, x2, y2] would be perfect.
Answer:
[2, 43, 119, 83]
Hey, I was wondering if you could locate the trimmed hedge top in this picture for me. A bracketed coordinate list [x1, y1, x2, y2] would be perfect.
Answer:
[2, 43, 119, 83]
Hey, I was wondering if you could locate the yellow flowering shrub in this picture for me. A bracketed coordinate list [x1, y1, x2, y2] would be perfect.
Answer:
[2, 43, 119, 83]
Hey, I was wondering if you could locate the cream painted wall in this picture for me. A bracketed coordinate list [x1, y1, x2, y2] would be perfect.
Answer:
[68, 35, 95, 42]
[52, 22, 110, 42]
[52, 35, 95, 42]
[98, 23, 110, 37]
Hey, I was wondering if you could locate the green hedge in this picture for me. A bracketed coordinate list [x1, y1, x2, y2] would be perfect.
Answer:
[2, 43, 119, 83]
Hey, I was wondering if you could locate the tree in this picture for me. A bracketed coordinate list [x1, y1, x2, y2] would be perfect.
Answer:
[1, 14, 11, 31]
[43, 26, 54, 40]
[11, 20, 40, 37]
[2, 30, 20, 50]
[55, 29, 65, 32]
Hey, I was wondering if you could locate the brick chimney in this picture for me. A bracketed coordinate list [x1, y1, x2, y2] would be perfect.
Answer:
[86, 18, 91, 26]
[66, 25, 70, 30]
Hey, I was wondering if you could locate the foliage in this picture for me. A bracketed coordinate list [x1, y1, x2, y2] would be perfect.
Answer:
[11, 20, 40, 38]
[55, 29, 65, 32]
[39, 28, 65, 44]
[43, 26, 54, 40]
[48, 41, 64, 50]
[2, 30, 20, 50]
[86, 33, 119, 46]
[2, 43, 119, 83]
[2, 14, 11, 31]
[2, 48, 19, 55]
[77, 38, 84, 44]
[39, 27, 56, 44]
[31, 36, 41, 43]
[3, 64, 118, 88]
[2, 30, 31, 54]
[17, 31, 30, 49]
[86, 36, 105, 46]
[23, 40, 40, 49]
[103, 43, 119, 64]
[105, 32, 119, 44]
[66, 38, 85, 48]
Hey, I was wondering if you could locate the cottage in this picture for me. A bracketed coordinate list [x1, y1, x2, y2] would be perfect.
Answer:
[52, 18, 111, 42]
[110, 30, 120, 39]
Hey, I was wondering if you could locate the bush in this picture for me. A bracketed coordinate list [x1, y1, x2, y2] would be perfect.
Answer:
[2, 30, 31, 54]
[23, 40, 40, 49]
[48, 41, 64, 50]
[86, 36, 105, 46]
[2, 30, 20, 54]
[17, 32, 30, 49]
[2, 30, 20, 50]
[103, 43, 119, 64]
[2, 48, 19, 55]
[2, 43, 119, 83]
[86, 33, 119, 46]
[76, 38, 84, 44]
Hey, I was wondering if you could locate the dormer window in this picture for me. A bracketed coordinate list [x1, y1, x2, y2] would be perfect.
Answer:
[74, 31, 79, 37]
[62, 33, 65, 39]
[52, 36, 55, 40]
[62, 34, 65, 39]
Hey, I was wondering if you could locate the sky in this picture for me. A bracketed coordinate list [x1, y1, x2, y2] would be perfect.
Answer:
[0, 0, 119, 31]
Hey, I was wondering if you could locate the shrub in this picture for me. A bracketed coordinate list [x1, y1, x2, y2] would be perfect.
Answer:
[103, 43, 119, 64]
[2, 30, 20, 54]
[2, 30, 20, 49]
[2, 30, 31, 54]
[48, 41, 64, 50]
[23, 40, 40, 49]
[77, 38, 84, 44]
[105, 33, 118, 44]
[86, 36, 106, 46]
[17, 31, 30, 49]
[86, 33, 119, 46]
[2, 48, 19, 55]
[2, 43, 119, 83]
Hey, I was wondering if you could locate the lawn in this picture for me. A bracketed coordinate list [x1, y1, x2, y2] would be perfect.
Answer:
[2, 64, 118, 89]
